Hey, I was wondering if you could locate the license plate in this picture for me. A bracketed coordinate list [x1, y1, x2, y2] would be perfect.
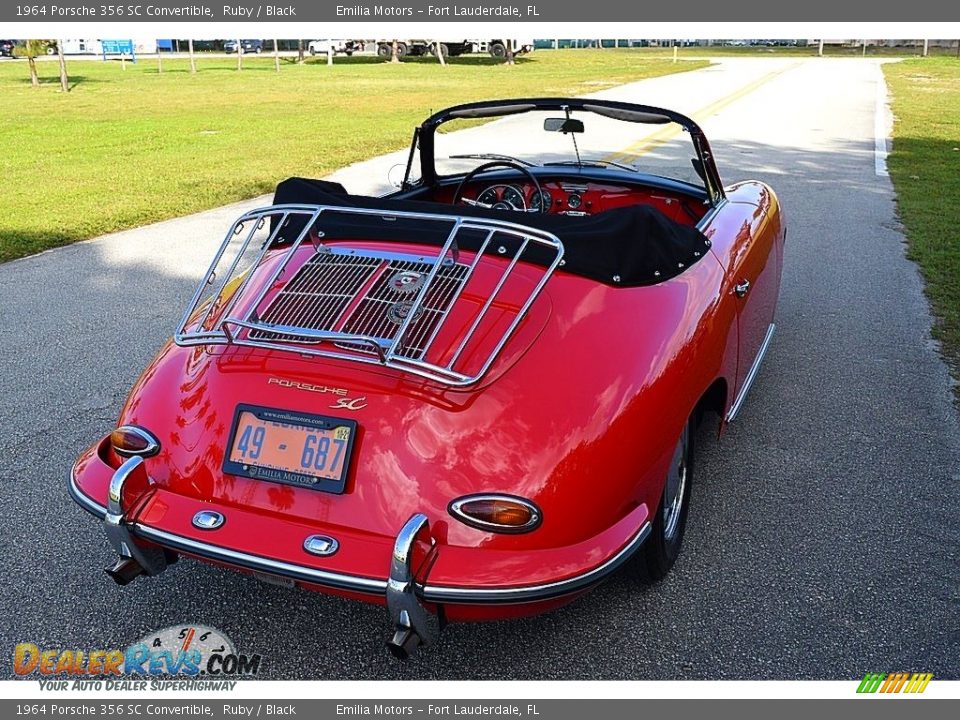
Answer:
[223, 405, 358, 494]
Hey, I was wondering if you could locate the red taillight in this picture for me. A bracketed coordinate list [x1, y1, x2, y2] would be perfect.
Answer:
[110, 426, 160, 458]
[448, 494, 541, 534]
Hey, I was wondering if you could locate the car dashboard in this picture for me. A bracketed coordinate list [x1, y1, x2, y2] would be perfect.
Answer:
[429, 177, 708, 226]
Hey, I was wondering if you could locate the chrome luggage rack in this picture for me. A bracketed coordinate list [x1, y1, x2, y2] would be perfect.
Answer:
[175, 203, 564, 387]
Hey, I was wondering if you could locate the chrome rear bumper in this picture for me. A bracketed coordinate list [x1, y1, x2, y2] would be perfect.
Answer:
[70, 461, 651, 656]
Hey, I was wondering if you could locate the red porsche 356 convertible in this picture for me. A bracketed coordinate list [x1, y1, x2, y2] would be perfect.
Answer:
[71, 98, 784, 658]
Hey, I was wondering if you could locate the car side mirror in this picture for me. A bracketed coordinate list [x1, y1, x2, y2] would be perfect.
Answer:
[544, 118, 585, 134]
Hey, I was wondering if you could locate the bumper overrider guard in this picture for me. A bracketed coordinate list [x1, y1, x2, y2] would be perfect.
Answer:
[70, 458, 652, 659]
[102, 457, 170, 585]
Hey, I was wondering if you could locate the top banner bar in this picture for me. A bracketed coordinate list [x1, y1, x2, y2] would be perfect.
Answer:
[2, 0, 957, 23]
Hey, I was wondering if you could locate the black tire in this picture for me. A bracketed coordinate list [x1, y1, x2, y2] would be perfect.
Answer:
[633, 416, 694, 582]
[255, 47, 262, 54]
[431, 43, 450, 58]
[345, 51, 353, 57]
[395, 42, 408, 59]
[489, 42, 506, 58]
[309, 47, 316, 56]
[46, 46, 56, 56]
[377, 43, 392, 59]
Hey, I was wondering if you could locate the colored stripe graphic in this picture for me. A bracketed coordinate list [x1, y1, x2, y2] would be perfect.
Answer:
[857, 672, 932, 694]
[857, 673, 886, 693]
[904, 673, 934, 694]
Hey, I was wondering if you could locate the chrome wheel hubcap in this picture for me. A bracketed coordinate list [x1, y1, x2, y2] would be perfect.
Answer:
[662, 424, 689, 542]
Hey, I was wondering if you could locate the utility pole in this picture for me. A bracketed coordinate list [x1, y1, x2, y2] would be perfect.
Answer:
[273, 38, 280, 72]
[188, 38, 196, 73]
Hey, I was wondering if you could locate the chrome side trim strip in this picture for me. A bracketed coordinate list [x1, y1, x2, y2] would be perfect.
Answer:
[68, 472, 651, 604]
[420, 520, 651, 603]
[726, 322, 776, 423]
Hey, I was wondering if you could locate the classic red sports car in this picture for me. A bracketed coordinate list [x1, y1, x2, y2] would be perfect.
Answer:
[70, 98, 784, 658]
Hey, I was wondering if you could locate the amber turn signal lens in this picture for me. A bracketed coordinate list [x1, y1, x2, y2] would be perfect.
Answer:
[448, 494, 542, 534]
[111, 426, 160, 458]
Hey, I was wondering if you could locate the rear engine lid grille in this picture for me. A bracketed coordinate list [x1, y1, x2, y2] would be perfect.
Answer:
[340, 259, 469, 358]
[249, 253, 380, 342]
[251, 251, 468, 356]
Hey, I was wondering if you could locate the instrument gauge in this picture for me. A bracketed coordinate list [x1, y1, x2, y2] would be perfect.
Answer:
[531, 189, 553, 212]
[501, 186, 526, 210]
[477, 187, 499, 206]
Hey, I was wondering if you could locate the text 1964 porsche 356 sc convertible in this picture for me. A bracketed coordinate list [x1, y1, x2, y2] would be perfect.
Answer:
[70, 98, 784, 658]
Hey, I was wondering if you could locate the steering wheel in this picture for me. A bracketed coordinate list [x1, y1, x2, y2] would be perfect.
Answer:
[451, 160, 547, 214]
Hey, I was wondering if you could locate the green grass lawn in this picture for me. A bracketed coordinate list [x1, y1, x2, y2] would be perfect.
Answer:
[884, 58, 960, 380]
[0, 51, 706, 262]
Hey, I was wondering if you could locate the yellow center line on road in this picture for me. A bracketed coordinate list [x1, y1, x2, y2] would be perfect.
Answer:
[604, 63, 801, 164]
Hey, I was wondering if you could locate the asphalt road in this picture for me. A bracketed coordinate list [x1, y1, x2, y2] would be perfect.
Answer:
[1, 58, 958, 680]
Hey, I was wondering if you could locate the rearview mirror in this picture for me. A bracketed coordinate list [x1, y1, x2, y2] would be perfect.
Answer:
[543, 117, 585, 134]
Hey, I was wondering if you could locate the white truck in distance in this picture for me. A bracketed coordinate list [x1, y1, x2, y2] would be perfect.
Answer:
[374, 39, 535, 59]
[308, 39, 364, 56]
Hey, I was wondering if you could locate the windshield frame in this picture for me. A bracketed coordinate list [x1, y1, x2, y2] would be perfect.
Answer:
[408, 98, 725, 206]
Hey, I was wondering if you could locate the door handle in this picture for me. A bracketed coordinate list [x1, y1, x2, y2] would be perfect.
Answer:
[734, 279, 751, 298]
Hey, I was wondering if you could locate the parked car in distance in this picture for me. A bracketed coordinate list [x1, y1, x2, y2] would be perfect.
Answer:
[224, 39, 263, 54]
[0, 39, 15, 57]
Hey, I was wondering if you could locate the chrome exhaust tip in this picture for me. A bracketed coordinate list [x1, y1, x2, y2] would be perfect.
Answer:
[105, 556, 144, 586]
[386, 626, 423, 660]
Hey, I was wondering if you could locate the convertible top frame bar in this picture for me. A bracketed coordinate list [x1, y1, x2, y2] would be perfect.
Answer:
[411, 97, 726, 207]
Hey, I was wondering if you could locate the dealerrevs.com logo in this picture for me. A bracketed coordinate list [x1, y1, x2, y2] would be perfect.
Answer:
[14, 625, 262, 691]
